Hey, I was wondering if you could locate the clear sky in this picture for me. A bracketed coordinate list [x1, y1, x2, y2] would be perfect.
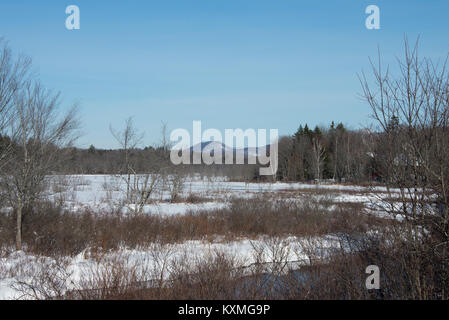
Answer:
[0, 0, 448, 148]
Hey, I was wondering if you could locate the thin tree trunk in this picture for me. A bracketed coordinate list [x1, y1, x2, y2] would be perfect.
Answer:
[16, 201, 23, 251]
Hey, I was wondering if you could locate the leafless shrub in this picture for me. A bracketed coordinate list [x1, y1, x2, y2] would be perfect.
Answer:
[148, 242, 175, 290]
[250, 237, 291, 276]
[74, 253, 150, 300]
[168, 249, 245, 299]
[167, 173, 186, 203]
[126, 173, 160, 215]
[183, 193, 209, 204]
[11, 256, 73, 300]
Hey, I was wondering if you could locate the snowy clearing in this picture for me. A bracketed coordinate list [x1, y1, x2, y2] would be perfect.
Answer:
[0, 174, 404, 299]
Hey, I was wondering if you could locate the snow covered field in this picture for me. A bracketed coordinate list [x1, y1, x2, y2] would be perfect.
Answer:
[42, 174, 398, 216]
[0, 174, 400, 299]
[0, 235, 343, 300]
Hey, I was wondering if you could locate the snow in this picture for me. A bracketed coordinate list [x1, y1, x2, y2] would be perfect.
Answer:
[0, 174, 411, 299]
[127, 201, 229, 216]
[40, 174, 403, 217]
[0, 235, 342, 300]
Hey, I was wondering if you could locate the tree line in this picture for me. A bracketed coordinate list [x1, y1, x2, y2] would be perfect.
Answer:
[277, 122, 375, 183]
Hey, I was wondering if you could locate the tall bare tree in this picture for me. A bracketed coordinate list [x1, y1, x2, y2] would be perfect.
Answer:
[110, 117, 164, 214]
[0, 80, 79, 250]
[359, 37, 449, 298]
[110, 117, 144, 201]
[311, 136, 325, 180]
[0, 39, 32, 170]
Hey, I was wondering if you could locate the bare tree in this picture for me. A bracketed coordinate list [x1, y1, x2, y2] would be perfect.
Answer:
[359, 37, 449, 299]
[0, 39, 32, 170]
[166, 171, 186, 202]
[0, 80, 79, 250]
[110, 117, 168, 214]
[110, 117, 144, 201]
[127, 173, 161, 215]
[311, 136, 325, 181]
[159, 121, 171, 153]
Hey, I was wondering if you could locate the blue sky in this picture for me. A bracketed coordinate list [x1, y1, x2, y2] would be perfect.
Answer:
[0, 0, 448, 148]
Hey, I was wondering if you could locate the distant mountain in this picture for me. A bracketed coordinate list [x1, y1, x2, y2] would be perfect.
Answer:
[188, 141, 231, 153]
[186, 141, 270, 158]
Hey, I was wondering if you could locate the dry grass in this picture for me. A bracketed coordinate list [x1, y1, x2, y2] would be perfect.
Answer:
[4, 189, 444, 300]
[0, 195, 385, 258]
[2, 195, 446, 300]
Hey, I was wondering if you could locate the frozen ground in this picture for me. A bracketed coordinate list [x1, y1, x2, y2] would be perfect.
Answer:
[0, 235, 342, 300]
[42, 174, 400, 216]
[0, 174, 402, 299]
